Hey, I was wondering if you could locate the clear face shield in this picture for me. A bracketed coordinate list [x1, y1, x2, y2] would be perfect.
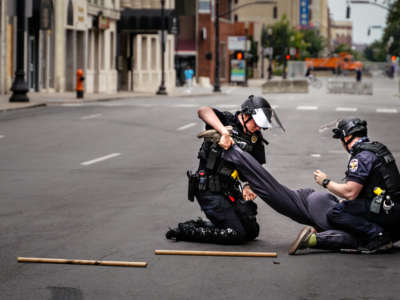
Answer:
[318, 119, 350, 155]
[318, 119, 340, 139]
[252, 107, 286, 133]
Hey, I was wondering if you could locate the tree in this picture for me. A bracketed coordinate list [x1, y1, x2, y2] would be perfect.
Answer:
[299, 29, 325, 58]
[364, 40, 387, 61]
[382, 0, 400, 56]
[261, 15, 293, 64]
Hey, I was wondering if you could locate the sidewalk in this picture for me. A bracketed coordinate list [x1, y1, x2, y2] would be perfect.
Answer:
[0, 85, 222, 112]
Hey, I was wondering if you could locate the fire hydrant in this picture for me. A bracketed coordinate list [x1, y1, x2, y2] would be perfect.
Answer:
[76, 69, 85, 99]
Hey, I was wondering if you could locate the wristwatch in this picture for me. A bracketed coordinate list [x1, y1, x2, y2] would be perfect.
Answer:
[322, 178, 331, 188]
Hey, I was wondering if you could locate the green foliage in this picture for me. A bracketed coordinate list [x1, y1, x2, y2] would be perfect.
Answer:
[299, 29, 325, 58]
[383, 0, 400, 56]
[332, 43, 363, 61]
[364, 40, 387, 61]
[333, 43, 352, 54]
[260, 16, 326, 64]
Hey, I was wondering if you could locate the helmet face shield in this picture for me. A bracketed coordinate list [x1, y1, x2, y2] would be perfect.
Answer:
[252, 107, 272, 129]
[252, 107, 285, 132]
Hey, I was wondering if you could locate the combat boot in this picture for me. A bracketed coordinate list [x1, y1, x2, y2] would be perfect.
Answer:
[358, 232, 392, 254]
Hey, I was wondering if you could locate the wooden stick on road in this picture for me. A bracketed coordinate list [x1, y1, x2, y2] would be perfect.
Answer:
[155, 250, 277, 257]
[17, 257, 147, 268]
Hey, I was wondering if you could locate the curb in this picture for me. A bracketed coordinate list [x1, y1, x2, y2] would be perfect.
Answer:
[0, 103, 47, 112]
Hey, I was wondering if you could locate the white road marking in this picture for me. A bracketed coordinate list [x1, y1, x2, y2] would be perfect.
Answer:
[0, 135, 4, 139]
[62, 103, 83, 107]
[81, 114, 102, 120]
[296, 106, 318, 111]
[174, 104, 198, 108]
[311, 154, 321, 158]
[336, 107, 358, 112]
[272, 105, 279, 109]
[376, 108, 398, 114]
[81, 153, 121, 166]
[215, 104, 237, 109]
[225, 88, 237, 94]
[177, 122, 197, 131]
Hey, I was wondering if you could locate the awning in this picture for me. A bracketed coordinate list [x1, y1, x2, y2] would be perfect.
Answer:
[119, 8, 178, 34]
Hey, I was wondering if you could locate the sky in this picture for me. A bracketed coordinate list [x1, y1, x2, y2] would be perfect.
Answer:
[328, 0, 389, 45]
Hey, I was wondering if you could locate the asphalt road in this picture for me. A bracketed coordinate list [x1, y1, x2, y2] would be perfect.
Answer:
[1, 78, 400, 300]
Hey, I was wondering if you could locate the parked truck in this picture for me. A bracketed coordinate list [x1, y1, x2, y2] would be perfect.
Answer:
[305, 52, 363, 73]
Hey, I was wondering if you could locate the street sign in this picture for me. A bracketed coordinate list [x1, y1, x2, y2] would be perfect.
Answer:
[264, 47, 273, 56]
[231, 59, 246, 82]
[228, 36, 246, 51]
[290, 47, 296, 56]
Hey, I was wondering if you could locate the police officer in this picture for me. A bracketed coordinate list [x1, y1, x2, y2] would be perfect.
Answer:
[166, 95, 278, 244]
[222, 144, 362, 254]
[313, 118, 400, 252]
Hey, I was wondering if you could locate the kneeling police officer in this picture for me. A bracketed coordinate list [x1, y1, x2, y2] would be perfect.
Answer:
[313, 118, 400, 253]
[166, 95, 283, 244]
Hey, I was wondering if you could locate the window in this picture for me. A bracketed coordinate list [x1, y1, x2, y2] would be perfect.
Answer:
[110, 32, 114, 69]
[67, 0, 74, 26]
[199, 0, 211, 13]
[273, 6, 277, 19]
[234, 14, 238, 22]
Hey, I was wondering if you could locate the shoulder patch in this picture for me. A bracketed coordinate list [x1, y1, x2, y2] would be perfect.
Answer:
[349, 158, 359, 172]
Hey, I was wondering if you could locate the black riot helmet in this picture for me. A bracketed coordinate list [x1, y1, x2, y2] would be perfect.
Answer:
[241, 95, 285, 131]
[332, 118, 367, 147]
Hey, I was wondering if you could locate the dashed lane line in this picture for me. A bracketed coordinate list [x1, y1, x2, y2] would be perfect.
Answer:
[81, 114, 102, 120]
[296, 106, 318, 111]
[177, 122, 197, 131]
[174, 104, 198, 108]
[376, 108, 398, 114]
[0, 135, 4, 139]
[336, 107, 358, 112]
[80, 153, 121, 166]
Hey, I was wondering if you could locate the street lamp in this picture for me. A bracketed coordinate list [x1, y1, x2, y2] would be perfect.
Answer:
[9, 0, 29, 102]
[156, 0, 167, 95]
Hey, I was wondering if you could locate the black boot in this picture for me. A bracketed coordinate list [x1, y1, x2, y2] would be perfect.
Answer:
[358, 232, 392, 254]
[166, 221, 244, 244]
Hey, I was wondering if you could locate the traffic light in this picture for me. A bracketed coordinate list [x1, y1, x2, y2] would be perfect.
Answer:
[286, 54, 291, 61]
[234, 51, 244, 60]
[346, 5, 351, 18]
[392, 56, 397, 62]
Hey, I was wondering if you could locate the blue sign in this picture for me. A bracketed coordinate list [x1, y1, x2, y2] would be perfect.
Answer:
[299, 0, 309, 27]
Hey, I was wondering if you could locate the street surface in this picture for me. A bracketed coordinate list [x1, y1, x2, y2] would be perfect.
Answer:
[1, 77, 400, 299]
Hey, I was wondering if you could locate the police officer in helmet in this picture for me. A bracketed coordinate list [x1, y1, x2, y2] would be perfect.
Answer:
[313, 118, 400, 252]
[166, 95, 282, 244]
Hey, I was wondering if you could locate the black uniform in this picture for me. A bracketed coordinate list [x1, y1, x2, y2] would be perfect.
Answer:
[327, 139, 400, 243]
[167, 109, 265, 244]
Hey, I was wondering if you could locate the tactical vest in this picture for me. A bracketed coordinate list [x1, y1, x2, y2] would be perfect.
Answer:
[351, 141, 400, 201]
[197, 125, 258, 195]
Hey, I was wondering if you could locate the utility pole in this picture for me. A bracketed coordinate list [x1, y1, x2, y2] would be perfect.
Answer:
[157, 0, 168, 95]
[10, 0, 29, 102]
[213, 0, 221, 92]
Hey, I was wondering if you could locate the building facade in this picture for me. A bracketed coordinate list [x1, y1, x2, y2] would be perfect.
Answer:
[330, 20, 352, 50]
[118, 0, 176, 93]
[86, 0, 120, 93]
[3, 0, 120, 95]
[232, 0, 300, 78]
[194, 0, 254, 85]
